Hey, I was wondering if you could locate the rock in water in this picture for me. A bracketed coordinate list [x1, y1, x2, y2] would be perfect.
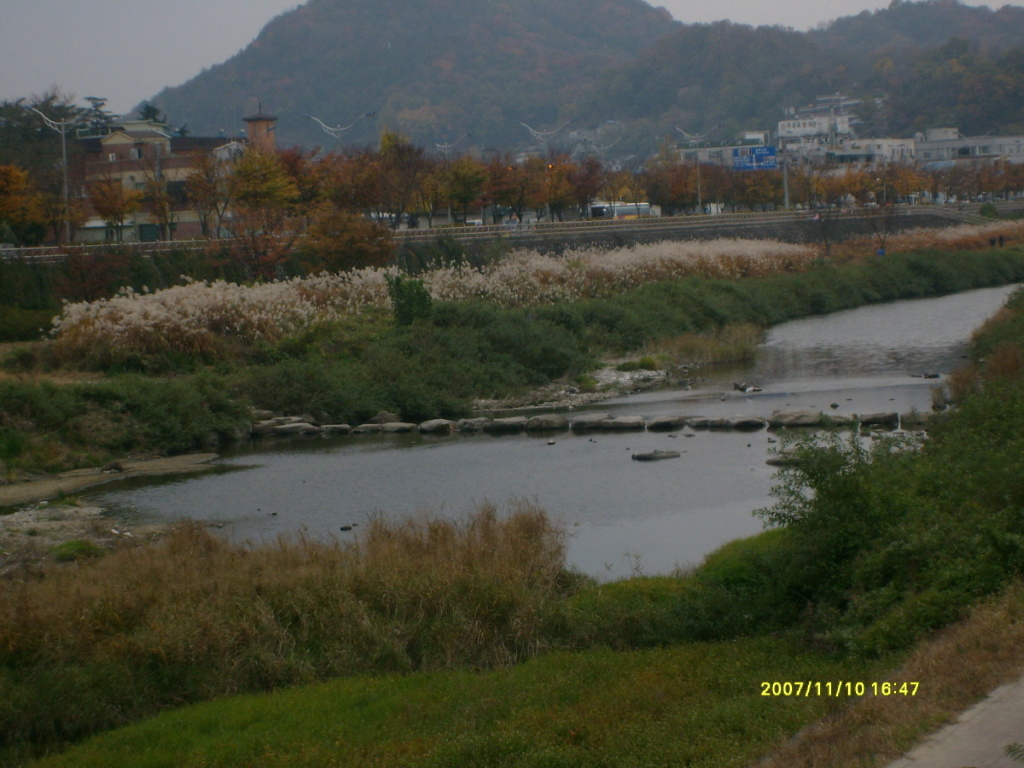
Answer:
[631, 450, 681, 462]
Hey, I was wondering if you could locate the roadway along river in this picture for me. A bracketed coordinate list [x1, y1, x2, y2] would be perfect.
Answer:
[90, 283, 1020, 580]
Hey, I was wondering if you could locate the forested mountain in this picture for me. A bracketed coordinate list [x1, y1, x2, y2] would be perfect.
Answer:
[577, 0, 1024, 154]
[147, 0, 1024, 155]
[149, 0, 677, 150]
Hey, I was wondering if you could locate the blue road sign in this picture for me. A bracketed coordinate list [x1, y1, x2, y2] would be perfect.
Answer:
[733, 145, 778, 171]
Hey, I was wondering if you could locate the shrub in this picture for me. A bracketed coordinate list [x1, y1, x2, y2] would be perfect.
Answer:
[51, 540, 106, 563]
[386, 274, 433, 325]
[299, 209, 395, 273]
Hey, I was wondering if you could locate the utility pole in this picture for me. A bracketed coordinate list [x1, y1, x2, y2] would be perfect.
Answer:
[31, 107, 80, 243]
[674, 124, 720, 214]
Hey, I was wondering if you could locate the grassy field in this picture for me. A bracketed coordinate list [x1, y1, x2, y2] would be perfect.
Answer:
[25, 638, 895, 768]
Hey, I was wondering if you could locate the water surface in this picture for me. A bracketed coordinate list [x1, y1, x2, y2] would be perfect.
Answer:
[91, 284, 1019, 579]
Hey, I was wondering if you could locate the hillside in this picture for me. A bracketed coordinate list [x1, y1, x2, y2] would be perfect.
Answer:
[577, 0, 1024, 153]
[148, 0, 677, 150]
[147, 0, 1024, 155]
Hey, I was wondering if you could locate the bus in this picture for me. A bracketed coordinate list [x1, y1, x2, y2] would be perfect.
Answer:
[589, 201, 655, 220]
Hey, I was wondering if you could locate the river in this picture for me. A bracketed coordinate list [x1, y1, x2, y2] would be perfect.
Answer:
[90, 284, 1019, 580]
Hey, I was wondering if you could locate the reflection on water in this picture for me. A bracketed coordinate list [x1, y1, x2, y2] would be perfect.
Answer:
[90, 284, 1019, 579]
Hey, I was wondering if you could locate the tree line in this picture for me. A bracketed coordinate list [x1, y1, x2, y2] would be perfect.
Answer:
[4, 96, 1024, 279]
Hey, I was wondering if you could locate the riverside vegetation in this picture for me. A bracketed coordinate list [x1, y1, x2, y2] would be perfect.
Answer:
[3, 283, 1024, 765]
[2, 222, 1024, 477]
[0, 225, 1023, 765]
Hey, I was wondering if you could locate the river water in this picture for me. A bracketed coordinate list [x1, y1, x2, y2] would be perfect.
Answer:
[90, 284, 1019, 580]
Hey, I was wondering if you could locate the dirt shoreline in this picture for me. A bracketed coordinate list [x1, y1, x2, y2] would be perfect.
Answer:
[0, 454, 221, 573]
[0, 453, 221, 508]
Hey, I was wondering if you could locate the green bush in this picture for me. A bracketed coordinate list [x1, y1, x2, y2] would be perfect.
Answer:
[51, 540, 106, 563]
[0, 307, 55, 342]
[386, 274, 433, 325]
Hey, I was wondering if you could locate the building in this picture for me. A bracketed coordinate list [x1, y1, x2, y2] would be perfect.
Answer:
[915, 128, 1024, 167]
[75, 116, 257, 243]
[777, 93, 863, 163]
[829, 138, 916, 166]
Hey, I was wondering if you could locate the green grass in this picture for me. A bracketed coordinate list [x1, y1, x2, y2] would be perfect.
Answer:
[29, 638, 892, 768]
[49, 540, 105, 563]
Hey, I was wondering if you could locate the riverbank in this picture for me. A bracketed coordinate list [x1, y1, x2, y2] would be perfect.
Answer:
[0, 453, 220, 574]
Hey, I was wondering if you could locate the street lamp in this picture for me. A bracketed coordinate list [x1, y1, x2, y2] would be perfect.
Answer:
[435, 132, 473, 225]
[31, 107, 80, 243]
[435, 131, 473, 161]
[518, 118, 578, 158]
[305, 111, 376, 141]
[518, 119, 578, 221]
[674, 124, 720, 214]
[588, 135, 628, 159]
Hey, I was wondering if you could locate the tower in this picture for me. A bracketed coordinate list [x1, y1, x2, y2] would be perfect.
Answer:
[243, 103, 278, 152]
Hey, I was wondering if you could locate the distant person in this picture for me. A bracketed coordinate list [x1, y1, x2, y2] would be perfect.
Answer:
[999, 235, 1005, 247]
[876, 246, 885, 258]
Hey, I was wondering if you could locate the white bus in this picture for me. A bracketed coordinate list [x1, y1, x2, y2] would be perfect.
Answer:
[589, 201, 655, 220]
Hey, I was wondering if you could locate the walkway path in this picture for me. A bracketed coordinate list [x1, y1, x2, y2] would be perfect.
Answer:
[887, 676, 1024, 768]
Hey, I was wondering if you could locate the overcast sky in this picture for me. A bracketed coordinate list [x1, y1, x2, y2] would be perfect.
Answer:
[2, 0, 1022, 115]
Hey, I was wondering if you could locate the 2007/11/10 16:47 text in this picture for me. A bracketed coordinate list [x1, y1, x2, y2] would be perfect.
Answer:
[761, 681, 920, 697]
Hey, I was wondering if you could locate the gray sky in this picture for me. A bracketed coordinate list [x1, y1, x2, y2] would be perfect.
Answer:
[1, 0, 1021, 115]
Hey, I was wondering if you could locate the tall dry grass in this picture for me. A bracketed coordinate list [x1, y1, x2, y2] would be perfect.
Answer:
[643, 322, 765, 367]
[0, 502, 576, 747]
[754, 581, 1024, 768]
[49, 239, 815, 361]
[834, 220, 1024, 259]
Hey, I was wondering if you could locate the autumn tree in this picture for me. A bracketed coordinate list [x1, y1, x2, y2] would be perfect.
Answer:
[278, 146, 332, 226]
[485, 155, 529, 223]
[442, 155, 486, 223]
[227, 149, 300, 279]
[544, 156, 576, 222]
[133, 148, 187, 241]
[0, 164, 45, 244]
[415, 159, 444, 228]
[801, 164, 849, 256]
[185, 151, 235, 237]
[643, 163, 695, 214]
[521, 157, 550, 222]
[299, 208, 395, 273]
[0, 93, 89, 242]
[376, 131, 428, 228]
[735, 168, 783, 211]
[568, 156, 605, 216]
[88, 175, 144, 242]
[323, 150, 381, 215]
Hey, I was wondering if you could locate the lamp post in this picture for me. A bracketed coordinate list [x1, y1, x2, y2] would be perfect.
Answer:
[305, 111, 376, 142]
[434, 131, 473, 162]
[674, 124, 720, 214]
[435, 132, 473, 226]
[518, 119, 577, 220]
[588, 135, 627, 160]
[31, 107, 80, 243]
[518, 118, 578, 158]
